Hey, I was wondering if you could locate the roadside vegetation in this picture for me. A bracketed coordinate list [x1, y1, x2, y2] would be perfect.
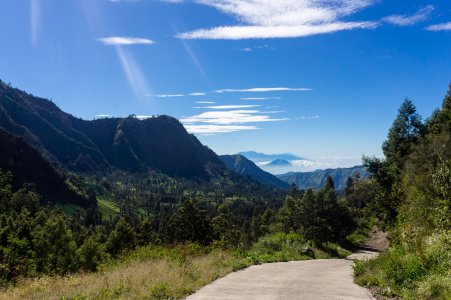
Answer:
[0, 159, 359, 298]
[0, 233, 350, 300]
[352, 84, 451, 299]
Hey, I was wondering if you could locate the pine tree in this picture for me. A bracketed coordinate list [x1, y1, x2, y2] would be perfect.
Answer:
[168, 200, 213, 245]
[443, 83, 451, 111]
[382, 98, 424, 174]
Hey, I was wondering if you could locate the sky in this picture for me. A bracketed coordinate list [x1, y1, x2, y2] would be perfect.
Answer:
[1, 0, 450, 170]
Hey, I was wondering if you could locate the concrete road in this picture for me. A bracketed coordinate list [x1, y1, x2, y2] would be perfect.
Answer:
[186, 250, 378, 300]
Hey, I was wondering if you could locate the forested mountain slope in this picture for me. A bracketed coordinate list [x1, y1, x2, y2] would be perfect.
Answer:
[220, 154, 289, 190]
[277, 165, 369, 190]
[0, 128, 89, 207]
[0, 81, 225, 178]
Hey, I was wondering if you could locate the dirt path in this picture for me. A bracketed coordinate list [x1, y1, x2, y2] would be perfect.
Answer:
[186, 232, 388, 300]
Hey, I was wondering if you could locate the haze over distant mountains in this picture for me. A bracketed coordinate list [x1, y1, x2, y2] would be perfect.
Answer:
[277, 166, 369, 191]
[238, 151, 365, 175]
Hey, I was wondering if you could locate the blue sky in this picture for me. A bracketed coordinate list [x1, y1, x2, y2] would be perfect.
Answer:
[1, 0, 450, 169]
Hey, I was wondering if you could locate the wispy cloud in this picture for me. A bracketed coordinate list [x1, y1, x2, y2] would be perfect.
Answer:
[189, 92, 207, 96]
[30, 0, 41, 46]
[161, 0, 184, 3]
[194, 105, 260, 109]
[426, 22, 451, 31]
[181, 109, 287, 125]
[148, 94, 184, 98]
[184, 124, 258, 134]
[116, 46, 150, 99]
[216, 87, 311, 93]
[95, 114, 113, 118]
[196, 101, 215, 104]
[383, 5, 434, 26]
[297, 115, 320, 120]
[242, 44, 270, 52]
[176, 0, 376, 39]
[97, 36, 155, 45]
[241, 97, 281, 100]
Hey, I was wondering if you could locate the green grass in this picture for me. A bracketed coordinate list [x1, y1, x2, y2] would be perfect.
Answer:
[353, 231, 451, 299]
[0, 232, 353, 300]
[55, 203, 84, 216]
[97, 197, 120, 220]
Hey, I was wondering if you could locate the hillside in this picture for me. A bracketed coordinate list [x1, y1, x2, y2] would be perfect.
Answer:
[0, 82, 225, 178]
[220, 154, 289, 190]
[277, 165, 369, 190]
[0, 128, 89, 207]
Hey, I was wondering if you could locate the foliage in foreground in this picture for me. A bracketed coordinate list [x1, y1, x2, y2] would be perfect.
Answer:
[355, 84, 451, 299]
[0, 233, 348, 300]
[353, 231, 450, 299]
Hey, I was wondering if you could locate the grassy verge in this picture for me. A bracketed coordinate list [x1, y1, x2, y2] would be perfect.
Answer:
[97, 197, 120, 220]
[0, 233, 350, 300]
[353, 231, 451, 299]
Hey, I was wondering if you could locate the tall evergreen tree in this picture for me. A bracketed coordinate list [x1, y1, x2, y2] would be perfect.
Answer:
[168, 200, 213, 245]
[382, 98, 424, 174]
[443, 83, 451, 111]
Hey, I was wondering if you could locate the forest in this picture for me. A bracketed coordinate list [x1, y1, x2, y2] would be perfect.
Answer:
[0, 82, 450, 299]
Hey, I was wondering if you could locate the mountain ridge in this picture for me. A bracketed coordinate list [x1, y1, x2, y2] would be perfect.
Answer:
[277, 165, 369, 190]
[219, 154, 289, 190]
[0, 81, 225, 179]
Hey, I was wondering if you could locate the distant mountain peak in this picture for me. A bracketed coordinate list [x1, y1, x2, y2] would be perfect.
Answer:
[266, 159, 292, 167]
[238, 151, 307, 163]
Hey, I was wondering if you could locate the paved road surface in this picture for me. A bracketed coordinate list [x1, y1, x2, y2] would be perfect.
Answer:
[186, 232, 388, 300]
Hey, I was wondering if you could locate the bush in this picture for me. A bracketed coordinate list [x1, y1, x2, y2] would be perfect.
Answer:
[416, 275, 451, 300]
[352, 260, 366, 277]
[424, 231, 451, 275]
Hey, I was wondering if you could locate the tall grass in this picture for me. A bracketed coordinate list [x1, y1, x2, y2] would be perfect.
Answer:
[0, 233, 351, 300]
[353, 231, 451, 299]
[0, 245, 246, 300]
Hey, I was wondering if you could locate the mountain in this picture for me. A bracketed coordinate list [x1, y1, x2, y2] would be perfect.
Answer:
[0, 81, 225, 179]
[266, 159, 292, 167]
[277, 165, 370, 191]
[238, 151, 306, 163]
[220, 154, 289, 190]
[0, 128, 89, 207]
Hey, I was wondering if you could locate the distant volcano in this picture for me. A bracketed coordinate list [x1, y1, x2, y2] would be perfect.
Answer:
[266, 159, 293, 167]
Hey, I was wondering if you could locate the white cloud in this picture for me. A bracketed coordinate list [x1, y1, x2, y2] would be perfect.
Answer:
[179, 22, 376, 39]
[196, 101, 215, 104]
[135, 115, 154, 120]
[216, 87, 311, 93]
[383, 5, 434, 26]
[148, 94, 184, 98]
[181, 109, 287, 125]
[297, 115, 320, 120]
[95, 114, 113, 118]
[241, 44, 269, 51]
[426, 22, 451, 31]
[241, 97, 281, 100]
[97, 36, 155, 45]
[176, 0, 376, 39]
[262, 110, 284, 114]
[189, 92, 207, 96]
[194, 105, 260, 109]
[184, 124, 258, 134]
